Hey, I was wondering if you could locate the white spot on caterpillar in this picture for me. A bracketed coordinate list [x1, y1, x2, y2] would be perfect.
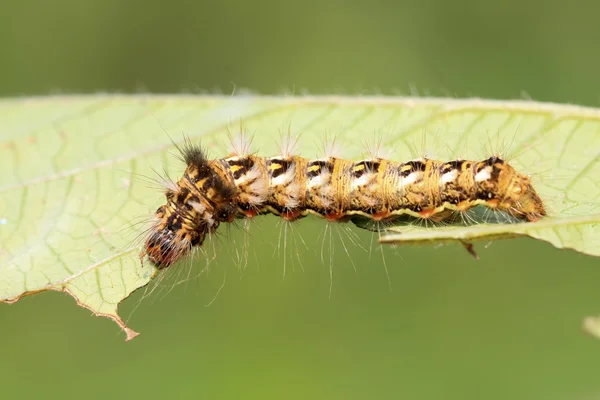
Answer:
[188, 201, 206, 214]
[235, 163, 263, 186]
[351, 173, 372, 190]
[308, 170, 331, 189]
[398, 172, 419, 189]
[271, 165, 296, 186]
[441, 170, 458, 184]
[307, 176, 322, 188]
[475, 167, 492, 182]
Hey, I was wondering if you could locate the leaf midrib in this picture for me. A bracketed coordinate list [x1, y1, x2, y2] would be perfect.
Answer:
[382, 213, 600, 241]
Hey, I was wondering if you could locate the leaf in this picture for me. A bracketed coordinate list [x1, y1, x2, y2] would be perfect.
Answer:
[1, 94, 598, 340]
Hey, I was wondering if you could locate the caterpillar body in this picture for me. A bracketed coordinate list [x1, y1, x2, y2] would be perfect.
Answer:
[141, 140, 546, 270]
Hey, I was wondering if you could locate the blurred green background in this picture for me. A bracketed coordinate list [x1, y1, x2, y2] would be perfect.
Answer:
[1, 0, 600, 399]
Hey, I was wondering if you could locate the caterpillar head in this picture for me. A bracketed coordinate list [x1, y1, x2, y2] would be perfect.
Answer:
[142, 198, 212, 270]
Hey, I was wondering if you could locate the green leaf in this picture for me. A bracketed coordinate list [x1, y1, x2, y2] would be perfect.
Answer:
[1, 94, 598, 340]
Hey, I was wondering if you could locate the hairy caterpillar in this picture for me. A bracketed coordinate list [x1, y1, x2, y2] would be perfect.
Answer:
[140, 138, 546, 270]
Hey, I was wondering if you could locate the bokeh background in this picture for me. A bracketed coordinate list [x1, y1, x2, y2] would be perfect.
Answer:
[1, 1, 600, 399]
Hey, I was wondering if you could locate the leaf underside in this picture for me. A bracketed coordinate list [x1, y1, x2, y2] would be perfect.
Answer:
[0, 94, 598, 340]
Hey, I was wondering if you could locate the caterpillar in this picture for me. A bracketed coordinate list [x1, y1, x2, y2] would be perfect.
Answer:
[141, 139, 547, 270]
